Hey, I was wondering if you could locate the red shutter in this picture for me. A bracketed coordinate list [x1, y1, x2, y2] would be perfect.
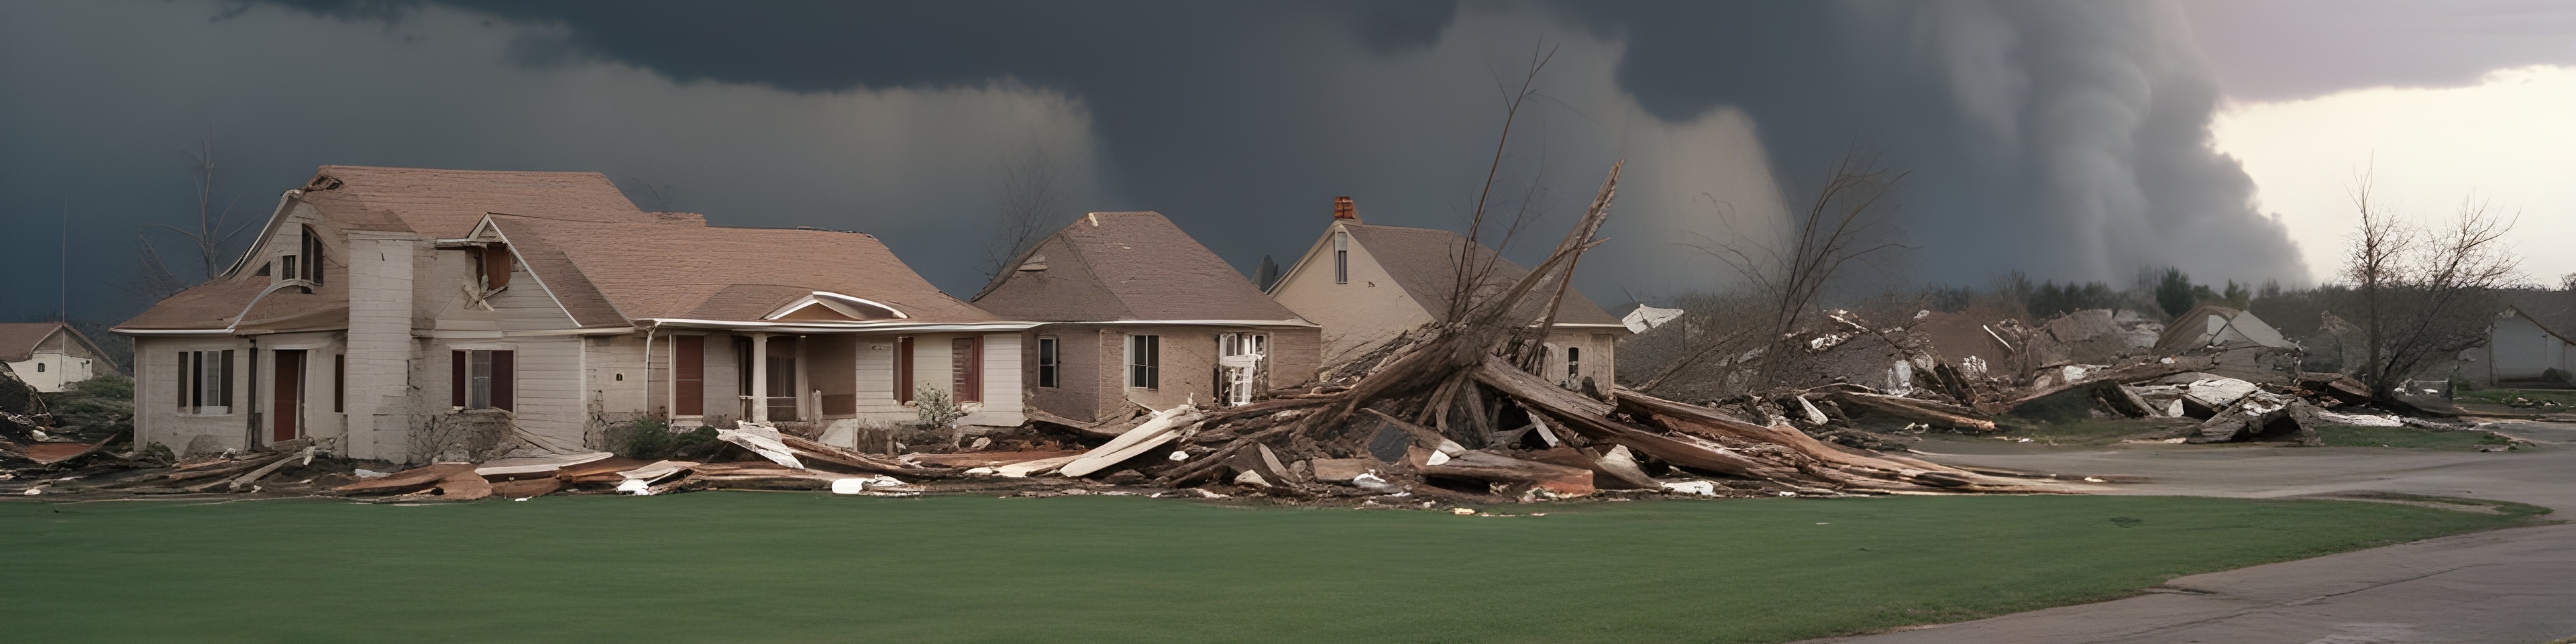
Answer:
[490, 350, 515, 412]
[451, 350, 466, 408]
[674, 335, 704, 416]
[896, 337, 914, 403]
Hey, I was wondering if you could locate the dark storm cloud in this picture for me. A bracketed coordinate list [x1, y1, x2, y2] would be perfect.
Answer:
[0, 0, 2308, 324]
[329, 0, 2297, 284]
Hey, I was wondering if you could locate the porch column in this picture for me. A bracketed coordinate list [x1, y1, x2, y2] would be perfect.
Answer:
[748, 331, 770, 423]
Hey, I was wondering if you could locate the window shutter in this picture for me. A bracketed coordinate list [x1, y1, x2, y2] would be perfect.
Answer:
[490, 350, 515, 411]
[177, 352, 189, 411]
[333, 354, 345, 413]
[451, 350, 466, 408]
[896, 337, 914, 403]
[218, 350, 234, 408]
[674, 335, 704, 416]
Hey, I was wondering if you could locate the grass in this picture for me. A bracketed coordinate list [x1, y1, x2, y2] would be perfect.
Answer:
[2316, 425, 2518, 449]
[0, 493, 2543, 644]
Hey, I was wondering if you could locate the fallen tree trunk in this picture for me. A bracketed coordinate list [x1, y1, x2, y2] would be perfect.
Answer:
[1823, 391, 1996, 432]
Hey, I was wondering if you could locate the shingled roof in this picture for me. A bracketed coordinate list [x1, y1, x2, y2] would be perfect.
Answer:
[1340, 223, 1621, 327]
[489, 213, 995, 325]
[122, 165, 995, 333]
[972, 211, 1305, 323]
[298, 166, 645, 239]
[0, 323, 80, 363]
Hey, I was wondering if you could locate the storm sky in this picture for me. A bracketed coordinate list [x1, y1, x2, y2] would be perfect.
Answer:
[2, 0, 2569, 324]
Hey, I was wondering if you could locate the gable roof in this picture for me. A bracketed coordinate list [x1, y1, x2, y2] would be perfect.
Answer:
[2500, 306, 2576, 347]
[487, 213, 995, 326]
[1336, 223, 1621, 327]
[971, 211, 1305, 323]
[0, 323, 72, 363]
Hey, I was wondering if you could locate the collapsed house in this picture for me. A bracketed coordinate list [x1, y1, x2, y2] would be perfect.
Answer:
[113, 166, 1033, 463]
[1267, 197, 1630, 391]
[971, 211, 1323, 422]
[0, 322, 117, 392]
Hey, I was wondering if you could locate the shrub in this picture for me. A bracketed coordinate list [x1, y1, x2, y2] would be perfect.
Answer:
[914, 384, 969, 429]
[2545, 368, 2575, 385]
[608, 418, 714, 460]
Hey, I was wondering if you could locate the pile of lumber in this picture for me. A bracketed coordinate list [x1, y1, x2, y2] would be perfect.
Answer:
[1036, 163, 2061, 498]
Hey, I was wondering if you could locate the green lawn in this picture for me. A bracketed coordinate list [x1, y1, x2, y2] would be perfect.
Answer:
[2316, 425, 2518, 449]
[0, 493, 2543, 644]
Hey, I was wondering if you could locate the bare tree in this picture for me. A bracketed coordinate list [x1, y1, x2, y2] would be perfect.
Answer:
[129, 140, 254, 298]
[979, 145, 1066, 280]
[1446, 44, 1558, 324]
[1690, 148, 1912, 388]
[2340, 175, 2520, 398]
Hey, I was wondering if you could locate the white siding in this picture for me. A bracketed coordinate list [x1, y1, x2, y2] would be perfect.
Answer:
[1270, 224, 1436, 365]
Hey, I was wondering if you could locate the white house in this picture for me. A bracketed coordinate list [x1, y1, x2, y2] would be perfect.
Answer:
[0, 322, 117, 392]
[116, 166, 1032, 462]
[2484, 307, 2576, 384]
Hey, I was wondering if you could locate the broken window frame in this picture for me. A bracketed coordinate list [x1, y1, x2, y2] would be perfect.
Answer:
[1565, 345, 1582, 389]
[1126, 334, 1160, 390]
[1216, 332, 1267, 407]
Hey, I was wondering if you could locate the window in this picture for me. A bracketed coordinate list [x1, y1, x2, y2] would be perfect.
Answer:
[1126, 334, 1160, 390]
[279, 254, 301, 282]
[333, 354, 345, 413]
[1217, 333, 1267, 407]
[448, 350, 515, 411]
[299, 225, 325, 284]
[951, 336, 982, 403]
[1036, 336, 1059, 388]
[177, 350, 235, 415]
[1332, 231, 1348, 284]
[1565, 346, 1582, 389]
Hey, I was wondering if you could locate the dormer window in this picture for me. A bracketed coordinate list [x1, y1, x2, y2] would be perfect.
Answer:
[299, 225, 325, 284]
[1333, 231, 1349, 284]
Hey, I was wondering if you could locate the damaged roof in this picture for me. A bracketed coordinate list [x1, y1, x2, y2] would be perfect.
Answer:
[1340, 223, 1621, 327]
[297, 166, 647, 239]
[972, 211, 1306, 323]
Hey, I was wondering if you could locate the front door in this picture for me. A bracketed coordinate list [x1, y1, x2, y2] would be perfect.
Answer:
[765, 337, 798, 421]
[272, 350, 305, 442]
[1216, 333, 1266, 407]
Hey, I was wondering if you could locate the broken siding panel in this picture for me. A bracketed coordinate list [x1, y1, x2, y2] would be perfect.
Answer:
[585, 334, 650, 417]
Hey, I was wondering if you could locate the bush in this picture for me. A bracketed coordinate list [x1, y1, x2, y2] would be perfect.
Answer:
[2545, 368, 2575, 385]
[914, 384, 968, 429]
[608, 419, 719, 460]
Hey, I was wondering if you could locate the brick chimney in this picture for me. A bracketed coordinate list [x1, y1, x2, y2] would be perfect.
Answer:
[1332, 196, 1357, 223]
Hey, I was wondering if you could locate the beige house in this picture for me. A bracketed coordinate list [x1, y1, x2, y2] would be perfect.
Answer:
[973, 211, 1320, 422]
[1267, 198, 1627, 390]
[116, 166, 1030, 462]
[0, 322, 117, 392]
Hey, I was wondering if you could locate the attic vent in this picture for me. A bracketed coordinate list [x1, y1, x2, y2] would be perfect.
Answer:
[1018, 254, 1049, 272]
[304, 174, 343, 191]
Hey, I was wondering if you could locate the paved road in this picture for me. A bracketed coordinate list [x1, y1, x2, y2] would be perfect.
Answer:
[1799, 420, 2576, 644]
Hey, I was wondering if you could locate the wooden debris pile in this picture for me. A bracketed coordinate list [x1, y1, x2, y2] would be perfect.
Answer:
[1023, 163, 2065, 498]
